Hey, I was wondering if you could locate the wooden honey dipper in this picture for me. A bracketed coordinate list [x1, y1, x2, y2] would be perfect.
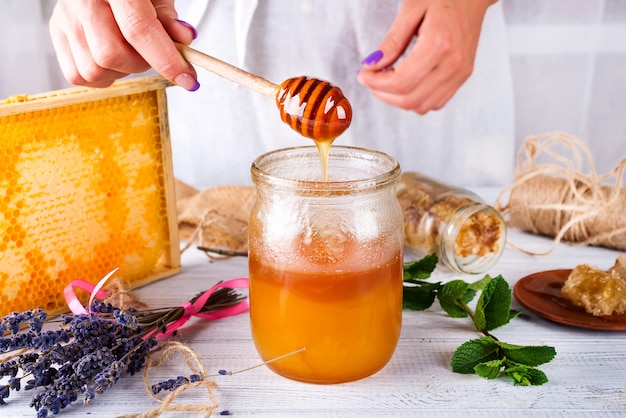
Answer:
[175, 43, 352, 142]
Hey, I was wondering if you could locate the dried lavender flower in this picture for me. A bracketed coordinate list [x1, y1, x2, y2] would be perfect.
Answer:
[0, 285, 246, 416]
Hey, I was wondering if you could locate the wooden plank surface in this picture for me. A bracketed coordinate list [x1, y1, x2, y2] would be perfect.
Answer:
[4, 189, 626, 417]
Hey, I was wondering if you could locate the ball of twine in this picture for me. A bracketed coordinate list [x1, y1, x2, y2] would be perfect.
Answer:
[495, 132, 626, 255]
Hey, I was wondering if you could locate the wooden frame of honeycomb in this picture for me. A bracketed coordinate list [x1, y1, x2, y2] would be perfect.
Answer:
[0, 76, 181, 316]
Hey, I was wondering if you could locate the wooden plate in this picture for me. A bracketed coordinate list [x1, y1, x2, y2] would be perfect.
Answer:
[513, 269, 626, 331]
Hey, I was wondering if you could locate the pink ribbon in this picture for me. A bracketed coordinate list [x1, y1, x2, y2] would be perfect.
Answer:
[147, 277, 250, 340]
[63, 268, 117, 315]
[64, 269, 250, 339]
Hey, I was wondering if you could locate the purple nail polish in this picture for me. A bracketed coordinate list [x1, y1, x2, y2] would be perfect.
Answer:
[189, 79, 200, 92]
[176, 19, 198, 39]
[361, 50, 383, 66]
[175, 73, 200, 92]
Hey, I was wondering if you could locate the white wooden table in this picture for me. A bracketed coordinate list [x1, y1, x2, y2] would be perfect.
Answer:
[5, 189, 626, 417]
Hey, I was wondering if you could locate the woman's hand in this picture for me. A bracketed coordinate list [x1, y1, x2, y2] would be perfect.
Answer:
[49, 0, 199, 90]
[356, 0, 496, 114]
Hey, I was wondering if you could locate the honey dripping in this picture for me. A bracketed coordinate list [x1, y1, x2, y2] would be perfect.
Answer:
[276, 76, 352, 181]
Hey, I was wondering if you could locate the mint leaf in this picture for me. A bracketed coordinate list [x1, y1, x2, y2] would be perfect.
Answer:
[403, 253, 438, 280]
[451, 336, 500, 374]
[467, 274, 493, 292]
[403, 283, 439, 311]
[473, 275, 512, 331]
[438, 280, 472, 318]
[474, 359, 505, 379]
[496, 342, 557, 366]
[504, 364, 549, 386]
[402, 255, 557, 386]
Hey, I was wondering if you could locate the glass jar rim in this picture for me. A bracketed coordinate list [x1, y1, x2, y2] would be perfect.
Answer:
[251, 145, 401, 192]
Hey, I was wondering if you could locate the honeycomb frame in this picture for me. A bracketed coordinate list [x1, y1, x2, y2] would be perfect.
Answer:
[0, 76, 181, 316]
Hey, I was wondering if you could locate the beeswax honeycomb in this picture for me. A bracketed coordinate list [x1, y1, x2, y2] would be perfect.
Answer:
[0, 76, 180, 316]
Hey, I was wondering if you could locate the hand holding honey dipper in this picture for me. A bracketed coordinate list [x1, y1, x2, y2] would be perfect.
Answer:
[49, 0, 494, 119]
[48, 0, 511, 187]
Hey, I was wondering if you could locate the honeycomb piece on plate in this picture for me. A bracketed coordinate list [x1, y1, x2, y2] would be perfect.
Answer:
[561, 255, 626, 316]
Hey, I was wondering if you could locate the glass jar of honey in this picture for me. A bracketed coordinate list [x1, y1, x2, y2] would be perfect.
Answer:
[396, 172, 507, 274]
[249, 146, 404, 384]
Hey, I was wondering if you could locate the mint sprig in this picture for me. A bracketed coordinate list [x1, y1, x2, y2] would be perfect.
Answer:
[403, 254, 556, 386]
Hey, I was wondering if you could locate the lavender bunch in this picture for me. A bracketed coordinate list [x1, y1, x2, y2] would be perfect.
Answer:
[0, 288, 245, 417]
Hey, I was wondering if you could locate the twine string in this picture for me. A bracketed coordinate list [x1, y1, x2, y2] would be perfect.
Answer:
[495, 132, 626, 255]
[117, 341, 218, 418]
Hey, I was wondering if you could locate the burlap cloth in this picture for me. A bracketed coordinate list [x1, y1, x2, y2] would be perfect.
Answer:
[174, 179, 255, 253]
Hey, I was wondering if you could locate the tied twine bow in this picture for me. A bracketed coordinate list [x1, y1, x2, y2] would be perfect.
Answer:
[63, 267, 250, 339]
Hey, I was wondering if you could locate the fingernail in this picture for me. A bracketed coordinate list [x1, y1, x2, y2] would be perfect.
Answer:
[176, 19, 198, 39]
[361, 50, 383, 66]
[175, 73, 200, 91]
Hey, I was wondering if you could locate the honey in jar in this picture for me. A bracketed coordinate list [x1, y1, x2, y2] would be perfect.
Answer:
[249, 146, 404, 383]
